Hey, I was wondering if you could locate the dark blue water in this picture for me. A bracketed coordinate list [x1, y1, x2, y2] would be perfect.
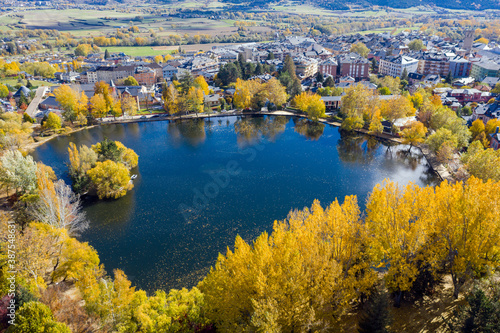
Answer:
[32, 116, 439, 293]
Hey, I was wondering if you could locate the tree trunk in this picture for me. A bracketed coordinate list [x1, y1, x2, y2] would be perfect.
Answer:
[394, 290, 403, 308]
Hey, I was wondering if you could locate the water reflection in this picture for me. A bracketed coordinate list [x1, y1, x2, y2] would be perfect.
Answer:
[337, 133, 382, 164]
[293, 118, 325, 140]
[234, 116, 288, 147]
[167, 119, 207, 148]
[83, 183, 136, 233]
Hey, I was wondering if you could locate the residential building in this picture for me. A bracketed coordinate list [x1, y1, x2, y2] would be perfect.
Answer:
[204, 93, 222, 111]
[337, 53, 370, 81]
[448, 55, 471, 78]
[379, 55, 418, 78]
[318, 58, 338, 78]
[472, 96, 500, 123]
[414, 52, 450, 76]
[133, 66, 157, 86]
[294, 57, 318, 79]
[95, 65, 135, 82]
[470, 59, 500, 81]
[87, 70, 98, 83]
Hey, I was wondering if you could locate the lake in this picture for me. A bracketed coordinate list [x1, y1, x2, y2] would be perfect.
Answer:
[32, 116, 439, 293]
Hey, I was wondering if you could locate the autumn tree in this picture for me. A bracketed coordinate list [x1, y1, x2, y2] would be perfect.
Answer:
[233, 78, 262, 110]
[90, 94, 109, 119]
[400, 121, 427, 150]
[12, 301, 71, 333]
[181, 86, 204, 115]
[0, 112, 33, 150]
[293, 92, 325, 121]
[469, 119, 485, 141]
[462, 140, 500, 181]
[351, 42, 370, 58]
[53, 85, 88, 122]
[433, 177, 500, 298]
[194, 75, 210, 95]
[121, 94, 138, 117]
[341, 83, 378, 130]
[123, 76, 139, 86]
[366, 181, 438, 307]
[264, 78, 287, 108]
[380, 95, 415, 123]
[162, 83, 179, 115]
[200, 197, 376, 332]
[87, 160, 133, 199]
[485, 118, 500, 136]
[43, 112, 62, 130]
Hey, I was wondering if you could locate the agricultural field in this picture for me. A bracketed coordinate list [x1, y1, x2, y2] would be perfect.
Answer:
[103, 46, 171, 57]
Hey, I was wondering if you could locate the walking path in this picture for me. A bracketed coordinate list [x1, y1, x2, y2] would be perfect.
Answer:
[25, 86, 48, 117]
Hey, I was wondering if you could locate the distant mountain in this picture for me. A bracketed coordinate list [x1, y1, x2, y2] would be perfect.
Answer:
[217, 0, 500, 11]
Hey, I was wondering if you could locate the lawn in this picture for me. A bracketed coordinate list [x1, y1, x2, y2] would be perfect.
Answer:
[0, 78, 56, 88]
[137, 109, 165, 115]
[104, 46, 172, 57]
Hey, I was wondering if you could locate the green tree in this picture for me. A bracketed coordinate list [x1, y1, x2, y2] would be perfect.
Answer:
[408, 39, 424, 51]
[358, 289, 392, 333]
[12, 301, 71, 333]
[379, 87, 391, 95]
[351, 42, 370, 58]
[445, 71, 453, 84]
[123, 76, 139, 86]
[491, 83, 500, 94]
[104, 49, 110, 60]
[448, 287, 500, 333]
[401, 68, 409, 81]
[426, 128, 458, 153]
[324, 76, 335, 87]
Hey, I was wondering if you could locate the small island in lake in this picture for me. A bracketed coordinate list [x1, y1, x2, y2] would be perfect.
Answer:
[68, 138, 138, 199]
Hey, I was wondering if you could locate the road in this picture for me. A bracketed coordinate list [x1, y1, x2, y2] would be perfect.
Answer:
[25, 86, 49, 117]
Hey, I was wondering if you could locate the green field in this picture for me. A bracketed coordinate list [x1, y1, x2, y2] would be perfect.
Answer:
[0, 78, 56, 88]
[103, 46, 172, 57]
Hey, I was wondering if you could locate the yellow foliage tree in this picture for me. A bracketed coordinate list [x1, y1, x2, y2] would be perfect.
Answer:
[400, 121, 427, 149]
[194, 76, 210, 95]
[200, 197, 376, 332]
[87, 160, 132, 199]
[90, 94, 109, 119]
[366, 181, 439, 306]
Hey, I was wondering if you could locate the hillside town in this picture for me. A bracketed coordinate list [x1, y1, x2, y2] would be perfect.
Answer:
[2, 29, 500, 150]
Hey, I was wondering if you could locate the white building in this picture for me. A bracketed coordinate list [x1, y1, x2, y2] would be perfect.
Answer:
[379, 55, 419, 78]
